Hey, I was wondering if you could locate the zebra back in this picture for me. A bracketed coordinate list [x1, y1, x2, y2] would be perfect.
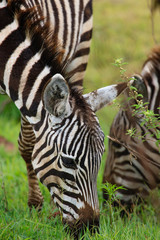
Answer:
[103, 46, 160, 206]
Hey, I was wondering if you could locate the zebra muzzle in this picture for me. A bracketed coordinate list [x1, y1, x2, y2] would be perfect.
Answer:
[63, 203, 100, 239]
[64, 216, 99, 240]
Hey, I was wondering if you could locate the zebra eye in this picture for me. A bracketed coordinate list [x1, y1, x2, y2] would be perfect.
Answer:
[61, 156, 77, 170]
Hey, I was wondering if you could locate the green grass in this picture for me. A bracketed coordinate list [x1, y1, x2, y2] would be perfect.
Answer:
[0, 147, 160, 240]
[1, 0, 160, 239]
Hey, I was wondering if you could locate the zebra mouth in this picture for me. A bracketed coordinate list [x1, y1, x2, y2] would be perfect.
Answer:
[63, 217, 100, 240]
[62, 202, 100, 239]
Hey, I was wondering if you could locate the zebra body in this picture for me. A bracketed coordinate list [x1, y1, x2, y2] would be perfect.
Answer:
[0, 0, 128, 233]
[1, 0, 92, 109]
[103, 47, 160, 206]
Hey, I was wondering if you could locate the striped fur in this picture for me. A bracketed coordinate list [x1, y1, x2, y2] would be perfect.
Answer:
[103, 47, 160, 206]
[0, 0, 128, 233]
[22, 0, 93, 90]
[0, 0, 101, 232]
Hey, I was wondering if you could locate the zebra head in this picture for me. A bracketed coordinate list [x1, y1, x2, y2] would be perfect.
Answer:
[32, 74, 127, 233]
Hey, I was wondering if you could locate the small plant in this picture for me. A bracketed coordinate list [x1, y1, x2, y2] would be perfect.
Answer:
[127, 84, 160, 149]
[112, 58, 128, 80]
[113, 58, 160, 150]
[102, 182, 126, 225]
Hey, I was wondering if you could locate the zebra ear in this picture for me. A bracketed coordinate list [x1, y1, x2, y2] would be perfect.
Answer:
[83, 82, 127, 112]
[42, 74, 71, 117]
[131, 74, 148, 102]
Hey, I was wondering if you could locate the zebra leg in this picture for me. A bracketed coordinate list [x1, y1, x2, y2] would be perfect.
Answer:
[18, 115, 44, 210]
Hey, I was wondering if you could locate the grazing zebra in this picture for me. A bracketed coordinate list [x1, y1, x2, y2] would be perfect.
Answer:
[0, 0, 128, 234]
[103, 46, 160, 208]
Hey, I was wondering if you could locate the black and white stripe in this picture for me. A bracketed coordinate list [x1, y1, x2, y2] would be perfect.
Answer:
[0, 0, 103, 232]
[23, 0, 93, 89]
[103, 47, 160, 206]
[0, 0, 128, 232]
[33, 109, 104, 221]
[0, 0, 93, 116]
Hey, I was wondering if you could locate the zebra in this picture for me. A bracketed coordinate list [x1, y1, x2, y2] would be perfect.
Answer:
[0, 0, 128, 234]
[103, 46, 160, 209]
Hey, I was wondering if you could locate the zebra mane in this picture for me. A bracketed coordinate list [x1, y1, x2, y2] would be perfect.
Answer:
[151, 0, 160, 11]
[7, 0, 65, 76]
[146, 45, 160, 65]
[70, 89, 100, 129]
[7, 0, 97, 126]
[142, 46, 160, 77]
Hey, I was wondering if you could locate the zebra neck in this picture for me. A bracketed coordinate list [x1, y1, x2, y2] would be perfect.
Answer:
[0, 20, 51, 123]
[0, 1, 63, 124]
